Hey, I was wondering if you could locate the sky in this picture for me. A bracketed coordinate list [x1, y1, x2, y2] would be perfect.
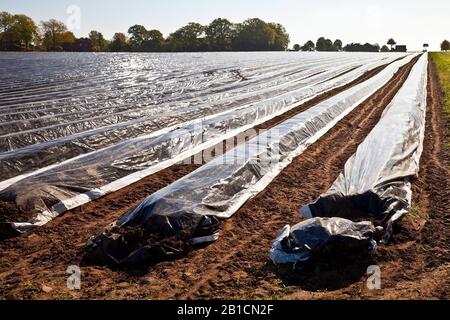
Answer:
[1, 0, 449, 51]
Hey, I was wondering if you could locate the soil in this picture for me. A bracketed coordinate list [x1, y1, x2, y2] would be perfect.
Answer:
[0, 55, 448, 300]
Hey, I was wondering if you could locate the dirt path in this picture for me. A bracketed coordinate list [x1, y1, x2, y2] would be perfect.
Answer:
[1, 55, 448, 300]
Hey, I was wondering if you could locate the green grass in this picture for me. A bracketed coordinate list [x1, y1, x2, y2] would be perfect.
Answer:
[430, 52, 450, 152]
[430, 52, 450, 117]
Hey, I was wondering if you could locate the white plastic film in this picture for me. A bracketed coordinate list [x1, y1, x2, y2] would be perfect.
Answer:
[0, 53, 407, 232]
[113, 54, 416, 241]
[300, 54, 428, 243]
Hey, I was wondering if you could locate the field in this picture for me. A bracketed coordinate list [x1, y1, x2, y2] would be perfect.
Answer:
[431, 53, 450, 123]
[0, 52, 448, 300]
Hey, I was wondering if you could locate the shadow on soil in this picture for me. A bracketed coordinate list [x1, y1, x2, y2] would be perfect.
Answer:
[267, 251, 375, 292]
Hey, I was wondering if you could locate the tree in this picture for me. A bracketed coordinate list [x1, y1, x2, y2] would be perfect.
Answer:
[380, 45, 390, 52]
[11, 14, 39, 49]
[61, 31, 76, 44]
[232, 18, 275, 51]
[40, 19, 72, 51]
[344, 42, 380, 52]
[0, 12, 38, 50]
[301, 40, 315, 51]
[268, 22, 289, 51]
[144, 29, 164, 51]
[128, 24, 148, 51]
[89, 30, 108, 52]
[293, 44, 300, 51]
[372, 43, 381, 52]
[387, 38, 396, 51]
[440, 40, 450, 51]
[168, 22, 205, 51]
[109, 32, 128, 52]
[205, 18, 234, 51]
[316, 37, 327, 51]
[333, 39, 343, 51]
[316, 37, 334, 51]
[0, 11, 14, 50]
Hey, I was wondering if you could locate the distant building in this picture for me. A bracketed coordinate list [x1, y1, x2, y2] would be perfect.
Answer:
[395, 45, 407, 52]
[62, 38, 93, 52]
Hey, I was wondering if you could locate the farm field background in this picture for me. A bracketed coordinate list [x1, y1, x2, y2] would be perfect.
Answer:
[0, 52, 448, 300]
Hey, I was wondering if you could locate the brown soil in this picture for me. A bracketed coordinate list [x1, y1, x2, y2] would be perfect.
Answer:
[0, 55, 448, 300]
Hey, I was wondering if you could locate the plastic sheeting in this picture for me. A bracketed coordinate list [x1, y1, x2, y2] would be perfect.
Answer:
[299, 54, 428, 244]
[0, 53, 390, 172]
[1, 54, 398, 180]
[0, 53, 406, 232]
[84, 54, 416, 264]
[269, 218, 377, 265]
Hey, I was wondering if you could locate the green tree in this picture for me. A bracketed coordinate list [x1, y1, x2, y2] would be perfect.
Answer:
[316, 37, 334, 51]
[0, 12, 38, 50]
[0, 11, 14, 50]
[89, 30, 108, 52]
[387, 38, 396, 51]
[59, 31, 78, 51]
[441, 40, 450, 51]
[144, 29, 164, 51]
[333, 39, 343, 51]
[109, 32, 128, 52]
[126, 25, 163, 51]
[268, 22, 289, 50]
[380, 45, 390, 52]
[61, 31, 76, 44]
[168, 22, 205, 51]
[301, 40, 315, 51]
[11, 14, 39, 49]
[40, 19, 72, 51]
[128, 24, 148, 51]
[293, 44, 300, 51]
[344, 42, 380, 52]
[205, 18, 234, 51]
[232, 18, 275, 51]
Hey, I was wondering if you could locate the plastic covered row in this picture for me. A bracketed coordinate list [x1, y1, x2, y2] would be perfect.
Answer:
[271, 54, 428, 265]
[84, 54, 416, 265]
[0, 54, 406, 233]
[0, 54, 401, 181]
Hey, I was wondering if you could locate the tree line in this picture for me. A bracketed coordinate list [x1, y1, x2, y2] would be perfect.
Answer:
[0, 12, 290, 52]
[2, 11, 447, 53]
[292, 37, 405, 53]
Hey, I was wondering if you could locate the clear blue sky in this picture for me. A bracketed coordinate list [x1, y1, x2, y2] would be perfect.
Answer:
[1, 0, 448, 51]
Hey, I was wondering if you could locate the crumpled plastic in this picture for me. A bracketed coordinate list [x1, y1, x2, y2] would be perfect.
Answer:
[269, 217, 377, 265]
